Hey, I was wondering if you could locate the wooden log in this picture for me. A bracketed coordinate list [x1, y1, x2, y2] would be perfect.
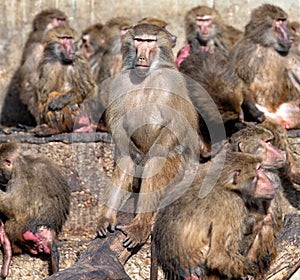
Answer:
[266, 214, 300, 280]
[45, 212, 139, 280]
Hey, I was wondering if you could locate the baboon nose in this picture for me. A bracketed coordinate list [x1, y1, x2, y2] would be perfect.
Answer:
[138, 56, 146, 61]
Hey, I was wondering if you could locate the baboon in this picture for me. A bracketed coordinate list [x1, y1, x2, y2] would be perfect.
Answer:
[229, 4, 298, 129]
[230, 125, 286, 169]
[97, 23, 206, 248]
[81, 18, 135, 84]
[19, 9, 68, 123]
[287, 21, 300, 91]
[289, 21, 300, 45]
[96, 16, 134, 84]
[176, 5, 242, 67]
[258, 120, 300, 184]
[152, 143, 284, 279]
[228, 4, 300, 183]
[229, 125, 285, 272]
[77, 17, 134, 132]
[0, 143, 70, 278]
[79, 17, 178, 133]
[80, 23, 105, 83]
[35, 25, 96, 136]
[180, 51, 244, 147]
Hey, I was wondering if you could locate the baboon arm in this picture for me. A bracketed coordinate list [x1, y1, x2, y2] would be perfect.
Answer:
[46, 90, 84, 110]
[0, 191, 16, 218]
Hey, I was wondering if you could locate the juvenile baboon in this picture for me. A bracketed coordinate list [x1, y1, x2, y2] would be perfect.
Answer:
[176, 5, 242, 67]
[152, 145, 284, 279]
[80, 23, 105, 83]
[229, 4, 298, 129]
[35, 25, 96, 136]
[96, 23, 206, 248]
[259, 120, 300, 184]
[229, 125, 285, 271]
[0, 143, 70, 278]
[19, 9, 68, 122]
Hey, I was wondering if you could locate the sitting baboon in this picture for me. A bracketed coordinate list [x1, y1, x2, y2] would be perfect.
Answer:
[176, 5, 242, 67]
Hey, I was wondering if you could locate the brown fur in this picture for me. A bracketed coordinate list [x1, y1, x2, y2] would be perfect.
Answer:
[81, 18, 177, 132]
[0, 143, 70, 276]
[287, 21, 300, 92]
[138, 17, 168, 28]
[97, 16, 134, 84]
[183, 5, 242, 57]
[229, 125, 284, 273]
[80, 23, 105, 83]
[180, 51, 244, 146]
[19, 9, 68, 123]
[229, 4, 299, 127]
[138, 17, 177, 48]
[152, 132, 283, 279]
[35, 25, 96, 136]
[259, 120, 300, 184]
[79, 17, 134, 132]
[97, 24, 203, 248]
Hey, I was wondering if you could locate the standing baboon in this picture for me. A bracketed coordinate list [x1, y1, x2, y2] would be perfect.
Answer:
[176, 5, 242, 67]
[0, 143, 70, 278]
[96, 23, 206, 248]
[35, 25, 96, 136]
[19, 9, 68, 122]
[152, 137, 284, 279]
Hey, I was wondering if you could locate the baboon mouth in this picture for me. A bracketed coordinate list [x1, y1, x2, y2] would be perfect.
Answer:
[133, 65, 151, 78]
[135, 64, 150, 68]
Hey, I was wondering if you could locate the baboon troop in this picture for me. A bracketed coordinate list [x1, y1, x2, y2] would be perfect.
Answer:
[0, 2, 299, 279]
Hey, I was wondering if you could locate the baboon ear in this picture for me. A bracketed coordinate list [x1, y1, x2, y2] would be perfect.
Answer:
[232, 170, 241, 185]
[238, 142, 245, 152]
[3, 157, 12, 167]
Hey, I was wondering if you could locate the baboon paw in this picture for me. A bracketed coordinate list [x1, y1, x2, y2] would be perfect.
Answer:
[180, 264, 206, 279]
[97, 217, 117, 237]
[35, 124, 60, 136]
[117, 223, 150, 248]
